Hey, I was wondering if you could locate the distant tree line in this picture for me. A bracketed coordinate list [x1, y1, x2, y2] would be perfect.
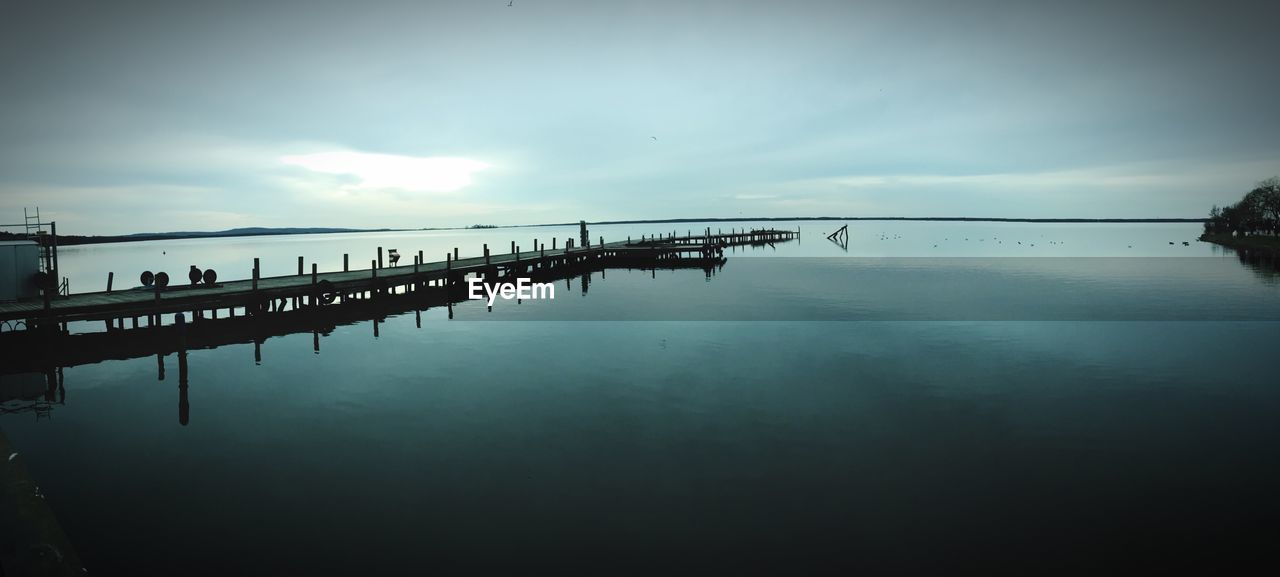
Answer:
[1205, 177, 1280, 236]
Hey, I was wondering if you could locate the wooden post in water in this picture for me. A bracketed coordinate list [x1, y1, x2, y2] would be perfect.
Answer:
[453, 247, 459, 260]
[311, 263, 317, 286]
[106, 272, 114, 293]
[484, 244, 490, 265]
[297, 256, 303, 276]
[552, 238, 557, 250]
[252, 258, 259, 291]
[377, 247, 384, 269]
[343, 253, 349, 272]
[511, 241, 516, 254]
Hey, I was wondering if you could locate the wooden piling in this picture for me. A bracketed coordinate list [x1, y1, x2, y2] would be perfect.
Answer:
[297, 256, 304, 276]
[343, 253, 349, 272]
[106, 272, 114, 293]
[377, 247, 384, 269]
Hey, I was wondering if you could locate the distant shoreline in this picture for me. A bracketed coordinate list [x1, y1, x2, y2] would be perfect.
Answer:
[516, 216, 1208, 229]
[3, 217, 1207, 246]
[3, 227, 395, 247]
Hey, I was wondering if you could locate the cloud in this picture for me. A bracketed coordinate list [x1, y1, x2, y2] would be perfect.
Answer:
[279, 151, 490, 193]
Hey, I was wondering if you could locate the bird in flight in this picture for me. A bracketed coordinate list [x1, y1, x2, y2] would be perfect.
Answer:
[651, 136, 657, 140]
[508, 0, 513, 5]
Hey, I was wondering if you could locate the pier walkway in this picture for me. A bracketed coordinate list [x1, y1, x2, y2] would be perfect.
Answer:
[0, 229, 797, 329]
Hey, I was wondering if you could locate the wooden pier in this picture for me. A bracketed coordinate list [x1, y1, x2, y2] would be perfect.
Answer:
[0, 228, 797, 332]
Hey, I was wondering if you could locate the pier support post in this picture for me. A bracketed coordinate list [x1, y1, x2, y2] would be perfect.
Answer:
[343, 253, 349, 272]
[378, 247, 384, 269]
[484, 244, 490, 265]
[252, 258, 260, 291]
[107, 271, 114, 293]
[311, 263, 317, 286]
[297, 256, 303, 276]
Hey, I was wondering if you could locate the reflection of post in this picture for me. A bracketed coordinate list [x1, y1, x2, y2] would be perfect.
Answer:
[313, 330, 320, 354]
[157, 353, 165, 381]
[254, 340, 262, 365]
[178, 350, 189, 426]
[373, 318, 380, 338]
[581, 271, 590, 295]
[415, 309, 421, 329]
[58, 367, 65, 404]
[44, 367, 57, 402]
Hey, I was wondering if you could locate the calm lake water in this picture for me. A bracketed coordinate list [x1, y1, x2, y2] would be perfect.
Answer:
[4, 221, 1279, 575]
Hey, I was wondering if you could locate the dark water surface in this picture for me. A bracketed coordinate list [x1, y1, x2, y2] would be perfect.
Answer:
[3, 222, 1279, 575]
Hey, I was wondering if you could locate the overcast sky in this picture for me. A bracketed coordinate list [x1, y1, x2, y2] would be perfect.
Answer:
[2, 0, 1277, 234]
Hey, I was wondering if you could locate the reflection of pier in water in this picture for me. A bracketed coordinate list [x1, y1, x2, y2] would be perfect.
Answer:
[0, 233, 798, 424]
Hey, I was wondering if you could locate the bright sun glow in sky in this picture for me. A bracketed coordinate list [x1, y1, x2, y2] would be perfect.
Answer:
[280, 151, 490, 193]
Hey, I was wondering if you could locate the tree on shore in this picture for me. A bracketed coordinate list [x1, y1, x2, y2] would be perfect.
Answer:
[1205, 177, 1280, 236]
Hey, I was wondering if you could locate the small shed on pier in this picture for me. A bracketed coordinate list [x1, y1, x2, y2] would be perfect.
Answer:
[0, 240, 39, 302]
